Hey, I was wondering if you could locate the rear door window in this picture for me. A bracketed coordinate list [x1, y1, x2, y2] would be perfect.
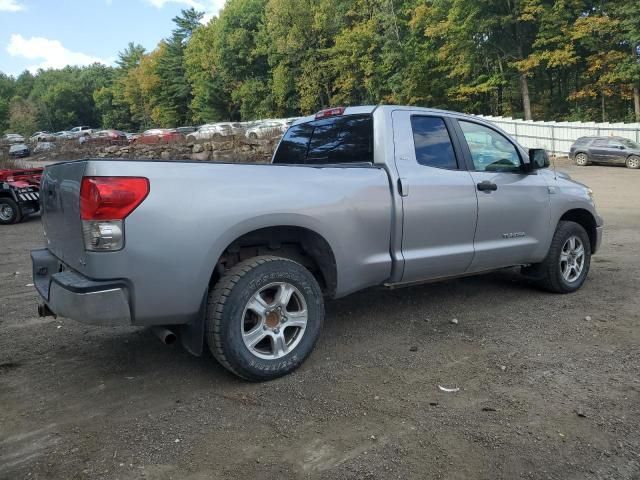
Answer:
[273, 115, 373, 164]
[410, 116, 458, 169]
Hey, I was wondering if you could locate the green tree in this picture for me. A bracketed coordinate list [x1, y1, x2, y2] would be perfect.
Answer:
[8, 97, 39, 135]
[155, 8, 204, 126]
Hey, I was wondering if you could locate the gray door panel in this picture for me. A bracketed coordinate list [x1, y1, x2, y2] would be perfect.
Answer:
[452, 119, 551, 270]
[589, 140, 615, 163]
[607, 140, 629, 163]
[468, 171, 551, 270]
[391, 111, 478, 282]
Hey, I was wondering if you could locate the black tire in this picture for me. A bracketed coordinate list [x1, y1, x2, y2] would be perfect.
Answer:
[625, 155, 640, 169]
[0, 197, 22, 225]
[206, 255, 324, 381]
[532, 221, 591, 293]
[575, 152, 589, 166]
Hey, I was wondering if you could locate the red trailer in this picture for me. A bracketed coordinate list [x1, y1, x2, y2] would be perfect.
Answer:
[0, 167, 43, 224]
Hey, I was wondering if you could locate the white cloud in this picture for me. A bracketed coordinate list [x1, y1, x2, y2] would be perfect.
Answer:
[146, 0, 206, 8]
[144, 0, 225, 23]
[0, 0, 24, 12]
[6, 34, 109, 72]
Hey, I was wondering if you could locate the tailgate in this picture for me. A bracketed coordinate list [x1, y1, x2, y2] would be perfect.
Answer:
[41, 161, 87, 267]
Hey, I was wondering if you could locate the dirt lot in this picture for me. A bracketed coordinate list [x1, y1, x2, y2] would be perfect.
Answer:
[1, 159, 639, 480]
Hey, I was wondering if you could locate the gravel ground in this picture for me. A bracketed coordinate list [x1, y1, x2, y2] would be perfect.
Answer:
[1, 159, 639, 480]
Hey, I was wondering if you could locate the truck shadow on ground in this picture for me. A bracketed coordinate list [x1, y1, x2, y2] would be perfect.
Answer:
[46, 267, 545, 388]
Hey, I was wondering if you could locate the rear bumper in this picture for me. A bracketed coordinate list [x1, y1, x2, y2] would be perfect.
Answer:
[31, 248, 131, 326]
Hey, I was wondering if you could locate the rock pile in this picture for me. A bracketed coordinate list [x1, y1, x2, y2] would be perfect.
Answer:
[27, 135, 280, 164]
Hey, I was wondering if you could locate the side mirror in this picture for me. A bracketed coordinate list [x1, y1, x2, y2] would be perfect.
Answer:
[618, 145, 626, 150]
[525, 148, 550, 171]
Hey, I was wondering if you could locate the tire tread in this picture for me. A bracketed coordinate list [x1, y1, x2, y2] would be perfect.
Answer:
[205, 255, 309, 380]
[536, 221, 590, 293]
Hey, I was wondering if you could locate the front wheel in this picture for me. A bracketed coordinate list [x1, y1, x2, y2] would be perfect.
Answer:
[626, 155, 640, 169]
[530, 221, 591, 293]
[0, 198, 22, 225]
[206, 256, 324, 381]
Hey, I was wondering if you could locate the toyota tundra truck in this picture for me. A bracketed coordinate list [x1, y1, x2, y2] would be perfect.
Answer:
[31, 106, 603, 381]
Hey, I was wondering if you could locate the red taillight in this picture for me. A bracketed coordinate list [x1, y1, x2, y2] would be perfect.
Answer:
[80, 176, 149, 220]
[315, 107, 345, 120]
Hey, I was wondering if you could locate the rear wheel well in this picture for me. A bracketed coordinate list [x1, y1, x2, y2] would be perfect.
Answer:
[210, 226, 337, 297]
[559, 209, 597, 253]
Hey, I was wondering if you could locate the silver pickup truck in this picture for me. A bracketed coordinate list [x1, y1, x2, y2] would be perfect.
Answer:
[32, 105, 603, 380]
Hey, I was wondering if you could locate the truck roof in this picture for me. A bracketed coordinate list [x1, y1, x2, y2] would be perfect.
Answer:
[292, 105, 494, 126]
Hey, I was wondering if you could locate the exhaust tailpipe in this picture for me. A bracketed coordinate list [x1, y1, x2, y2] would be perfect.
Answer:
[151, 327, 177, 345]
[38, 303, 56, 318]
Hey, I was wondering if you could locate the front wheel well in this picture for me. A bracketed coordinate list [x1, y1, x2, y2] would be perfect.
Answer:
[558, 209, 597, 253]
[210, 226, 337, 298]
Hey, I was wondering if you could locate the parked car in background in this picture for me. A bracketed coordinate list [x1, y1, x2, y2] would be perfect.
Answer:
[54, 131, 74, 140]
[569, 136, 640, 169]
[31, 105, 603, 381]
[69, 126, 93, 138]
[124, 132, 140, 143]
[85, 129, 128, 145]
[245, 120, 286, 140]
[187, 123, 243, 141]
[134, 128, 185, 145]
[33, 142, 56, 154]
[8, 143, 30, 158]
[176, 126, 198, 135]
[2, 133, 25, 144]
[29, 131, 55, 142]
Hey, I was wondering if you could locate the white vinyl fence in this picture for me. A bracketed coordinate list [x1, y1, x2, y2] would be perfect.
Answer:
[477, 115, 640, 155]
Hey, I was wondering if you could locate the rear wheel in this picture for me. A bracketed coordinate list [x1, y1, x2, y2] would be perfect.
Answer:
[532, 221, 591, 293]
[626, 155, 640, 169]
[575, 153, 589, 166]
[206, 256, 324, 381]
[0, 198, 21, 225]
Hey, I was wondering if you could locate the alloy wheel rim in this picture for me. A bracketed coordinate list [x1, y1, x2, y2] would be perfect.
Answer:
[560, 235, 585, 283]
[241, 282, 308, 360]
[0, 204, 14, 221]
[576, 154, 587, 165]
[629, 158, 639, 168]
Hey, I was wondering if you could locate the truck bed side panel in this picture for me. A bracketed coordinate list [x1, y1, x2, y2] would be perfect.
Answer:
[63, 160, 394, 325]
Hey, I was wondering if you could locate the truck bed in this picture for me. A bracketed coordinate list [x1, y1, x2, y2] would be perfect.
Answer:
[39, 159, 394, 326]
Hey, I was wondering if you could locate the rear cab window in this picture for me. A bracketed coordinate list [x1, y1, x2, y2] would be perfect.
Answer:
[273, 115, 373, 165]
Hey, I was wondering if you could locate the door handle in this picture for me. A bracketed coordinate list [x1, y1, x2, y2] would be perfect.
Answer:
[477, 181, 498, 192]
[398, 177, 409, 197]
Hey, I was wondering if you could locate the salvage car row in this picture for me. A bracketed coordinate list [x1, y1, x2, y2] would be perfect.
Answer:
[2, 118, 300, 157]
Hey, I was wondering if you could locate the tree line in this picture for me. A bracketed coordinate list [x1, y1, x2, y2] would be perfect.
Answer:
[1, 0, 639, 136]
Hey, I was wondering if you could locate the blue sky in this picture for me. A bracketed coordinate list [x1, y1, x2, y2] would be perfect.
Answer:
[0, 0, 224, 76]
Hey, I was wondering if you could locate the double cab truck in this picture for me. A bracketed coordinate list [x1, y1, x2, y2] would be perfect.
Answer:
[32, 106, 603, 381]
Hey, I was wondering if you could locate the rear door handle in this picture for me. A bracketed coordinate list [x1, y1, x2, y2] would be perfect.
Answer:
[477, 181, 498, 192]
[398, 177, 409, 197]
